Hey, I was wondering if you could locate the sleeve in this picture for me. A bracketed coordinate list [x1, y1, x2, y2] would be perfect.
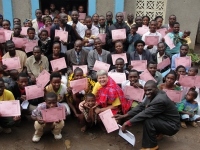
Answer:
[31, 107, 40, 117]
[111, 97, 121, 106]
[23, 54, 27, 67]
[128, 34, 134, 44]
[127, 102, 146, 117]
[92, 82, 101, 95]
[93, 28, 99, 36]
[44, 58, 49, 72]
[171, 55, 176, 70]
[25, 59, 31, 74]
[7, 91, 15, 100]
[106, 27, 113, 47]
[79, 26, 86, 39]
[177, 102, 184, 112]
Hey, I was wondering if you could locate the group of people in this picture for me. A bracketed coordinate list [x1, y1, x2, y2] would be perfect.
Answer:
[0, 3, 199, 150]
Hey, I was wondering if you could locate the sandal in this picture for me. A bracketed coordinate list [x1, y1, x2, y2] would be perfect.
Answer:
[181, 122, 187, 129]
[190, 121, 198, 127]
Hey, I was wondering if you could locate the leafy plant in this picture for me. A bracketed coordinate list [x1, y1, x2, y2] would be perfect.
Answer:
[188, 49, 200, 63]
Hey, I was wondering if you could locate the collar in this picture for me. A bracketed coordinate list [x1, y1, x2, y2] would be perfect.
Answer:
[33, 56, 42, 64]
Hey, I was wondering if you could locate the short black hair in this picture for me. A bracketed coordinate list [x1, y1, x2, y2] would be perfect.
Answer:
[3, 19, 11, 25]
[52, 41, 61, 48]
[53, 17, 59, 21]
[131, 24, 138, 29]
[86, 93, 95, 99]
[166, 70, 177, 80]
[188, 89, 198, 99]
[33, 46, 41, 52]
[155, 16, 163, 21]
[115, 58, 125, 63]
[134, 40, 145, 48]
[189, 67, 198, 73]
[35, 9, 42, 13]
[40, 29, 48, 35]
[180, 44, 189, 50]
[173, 22, 180, 27]
[5, 40, 14, 46]
[85, 16, 92, 20]
[142, 16, 150, 21]
[92, 13, 99, 18]
[45, 92, 58, 101]
[147, 61, 157, 67]
[129, 69, 139, 76]
[175, 65, 186, 72]
[17, 73, 28, 80]
[145, 80, 157, 88]
[74, 67, 83, 74]
[50, 72, 61, 81]
[27, 27, 35, 33]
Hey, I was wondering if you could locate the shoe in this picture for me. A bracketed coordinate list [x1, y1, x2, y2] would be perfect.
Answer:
[2, 128, 12, 133]
[140, 145, 159, 150]
[190, 121, 198, 128]
[32, 134, 41, 142]
[181, 122, 187, 129]
[54, 133, 62, 140]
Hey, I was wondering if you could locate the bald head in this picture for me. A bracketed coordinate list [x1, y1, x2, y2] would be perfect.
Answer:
[145, 80, 157, 88]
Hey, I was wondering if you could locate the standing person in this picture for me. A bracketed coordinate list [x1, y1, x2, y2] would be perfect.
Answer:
[125, 13, 134, 29]
[105, 11, 113, 27]
[162, 15, 177, 31]
[114, 80, 180, 150]
[32, 9, 44, 34]
[2, 20, 11, 30]
[155, 16, 163, 30]
[60, 7, 72, 22]
[49, 3, 59, 18]
[12, 24, 25, 38]
[98, 15, 108, 34]
[13, 18, 21, 26]
[106, 12, 130, 52]
[135, 16, 143, 27]
[84, 16, 99, 36]
[67, 10, 85, 39]
[78, 5, 84, 13]
[92, 13, 99, 27]
[38, 30, 51, 56]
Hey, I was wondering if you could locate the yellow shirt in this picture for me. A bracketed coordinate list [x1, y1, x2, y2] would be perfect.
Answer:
[92, 82, 121, 107]
[0, 90, 15, 101]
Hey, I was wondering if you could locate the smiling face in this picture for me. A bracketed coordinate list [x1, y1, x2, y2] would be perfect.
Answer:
[46, 98, 57, 109]
[51, 77, 61, 91]
[144, 83, 158, 100]
[128, 72, 139, 86]
[74, 70, 84, 80]
[17, 76, 28, 90]
[116, 13, 124, 24]
[97, 75, 109, 86]
[115, 42, 123, 53]
[115, 59, 124, 72]
[165, 74, 176, 87]
[85, 96, 96, 108]
[147, 64, 157, 76]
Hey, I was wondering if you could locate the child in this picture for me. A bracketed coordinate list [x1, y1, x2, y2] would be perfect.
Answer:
[53, 17, 59, 26]
[39, 16, 52, 34]
[38, 30, 51, 56]
[31, 92, 66, 142]
[127, 24, 141, 53]
[45, 72, 70, 115]
[79, 93, 97, 132]
[82, 29, 96, 51]
[178, 89, 200, 128]
[182, 30, 191, 47]
[24, 19, 32, 27]
[44, 9, 50, 16]
[2, 20, 11, 30]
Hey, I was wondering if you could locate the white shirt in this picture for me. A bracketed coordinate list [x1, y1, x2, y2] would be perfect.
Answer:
[142, 31, 162, 54]
[121, 80, 146, 90]
[157, 53, 164, 64]
[67, 21, 85, 38]
[84, 25, 99, 36]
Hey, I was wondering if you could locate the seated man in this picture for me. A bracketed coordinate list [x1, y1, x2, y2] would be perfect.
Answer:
[87, 38, 110, 80]
[114, 80, 180, 150]
[26, 46, 49, 84]
[3, 69, 19, 90]
[0, 78, 21, 133]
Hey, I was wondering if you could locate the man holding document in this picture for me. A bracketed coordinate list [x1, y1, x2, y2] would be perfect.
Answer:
[114, 80, 180, 150]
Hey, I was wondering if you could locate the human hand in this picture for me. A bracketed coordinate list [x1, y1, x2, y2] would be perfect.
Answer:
[37, 117, 45, 124]
[30, 75, 36, 83]
[112, 114, 125, 120]
[95, 107, 102, 114]
[121, 122, 128, 133]
[13, 116, 21, 121]
[176, 82, 181, 87]
[20, 95, 26, 101]
[55, 120, 61, 123]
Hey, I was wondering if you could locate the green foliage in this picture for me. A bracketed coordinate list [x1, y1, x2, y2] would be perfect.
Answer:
[188, 49, 200, 63]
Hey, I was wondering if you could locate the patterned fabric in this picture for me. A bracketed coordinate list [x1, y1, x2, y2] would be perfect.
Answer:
[96, 77, 131, 114]
[173, 33, 181, 45]
[178, 99, 198, 115]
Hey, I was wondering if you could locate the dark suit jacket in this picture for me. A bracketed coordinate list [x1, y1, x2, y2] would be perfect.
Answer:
[66, 49, 88, 74]
[129, 50, 152, 63]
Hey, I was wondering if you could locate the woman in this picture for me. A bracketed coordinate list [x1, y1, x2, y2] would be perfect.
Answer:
[93, 70, 131, 115]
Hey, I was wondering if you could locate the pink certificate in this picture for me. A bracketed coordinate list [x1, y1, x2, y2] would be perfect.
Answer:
[4, 30, 13, 41]
[163, 89, 182, 103]
[73, 65, 88, 75]
[179, 75, 195, 87]
[0, 30, 6, 43]
[157, 28, 167, 38]
[140, 69, 156, 82]
[97, 33, 106, 43]
[137, 26, 149, 36]
[78, 13, 86, 20]
[111, 29, 126, 40]
[12, 37, 27, 48]
[25, 85, 44, 100]
[99, 109, 119, 133]
[131, 60, 147, 72]
[50, 57, 67, 71]
[194, 76, 200, 88]
[157, 58, 171, 70]
[175, 56, 191, 68]
[108, 72, 126, 84]
[164, 35, 175, 49]
[69, 78, 88, 94]
[55, 30, 68, 42]
[0, 100, 21, 117]
[36, 70, 50, 88]
[2, 57, 21, 71]
[145, 36, 159, 46]
[41, 107, 66, 122]
[111, 53, 128, 64]
[93, 60, 110, 72]
[21, 27, 29, 35]
[123, 86, 144, 102]
[24, 40, 38, 53]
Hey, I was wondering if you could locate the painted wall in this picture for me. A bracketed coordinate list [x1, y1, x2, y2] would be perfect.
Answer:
[96, 0, 114, 16]
[0, 0, 3, 15]
[124, 0, 136, 21]
[165, 0, 200, 49]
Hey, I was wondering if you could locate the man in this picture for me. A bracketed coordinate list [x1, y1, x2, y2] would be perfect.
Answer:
[50, 13, 77, 51]
[135, 16, 143, 27]
[87, 38, 110, 80]
[162, 15, 177, 31]
[98, 15, 108, 34]
[1, 40, 27, 73]
[32, 9, 44, 34]
[12, 24, 25, 38]
[114, 80, 180, 150]
[92, 13, 99, 27]
[84, 16, 99, 36]
[125, 13, 134, 29]
[66, 40, 88, 74]
[13, 18, 21, 25]
[49, 3, 59, 18]
[67, 10, 85, 39]
[25, 46, 49, 84]
[171, 44, 189, 71]
[106, 12, 130, 52]
[106, 11, 113, 27]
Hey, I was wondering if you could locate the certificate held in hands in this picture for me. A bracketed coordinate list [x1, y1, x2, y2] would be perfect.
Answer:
[131, 60, 147, 72]
[163, 89, 182, 103]
[164, 35, 175, 49]
[145, 36, 159, 46]
[140, 69, 156, 82]
[111, 29, 126, 41]
[21, 27, 29, 35]
[24, 40, 38, 53]
[111, 53, 128, 65]
[70, 78, 88, 94]
[2, 57, 21, 71]
[0, 100, 21, 117]
[41, 107, 66, 122]
[123, 86, 144, 102]
[36, 70, 50, 88]
[157, 58, 171, 70]
[0, 30, 6, 43]
[25, 85, 44, 100]
[12, 37, 27, 48]
[175, 56, 191, 68]
[55, 29, 68, 42]
[50, 57, 67, 71]
[108, 72, 126, 84]
[93, 60, 110, 72]
[73, 65, 88, 75]
[97, 33, 106, 43]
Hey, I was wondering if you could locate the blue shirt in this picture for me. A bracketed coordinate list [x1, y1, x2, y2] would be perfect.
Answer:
[171, 53, 189, 72]
[127, 33, 141, 53]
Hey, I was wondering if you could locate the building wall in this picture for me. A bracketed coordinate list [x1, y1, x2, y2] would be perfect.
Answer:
[96, 0, 114, 16]
[0, 0, 3, 15]
[165, 0, 200, 49]
[124, 0, 136, 20]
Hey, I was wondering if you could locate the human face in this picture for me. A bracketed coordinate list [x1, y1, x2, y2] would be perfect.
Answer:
[50, 4, 56, 11]
[165, 74, 176, 87]
[0, 81, 5, 96]
[71, 11, 79, 22]
[46, 98, 57, 108]
[52, 43, 60, 55]
[169, 16, 176, 26]
[78, 6, 84, 13]
[157, 43, 165, 56]
[106, 12, 113, 22]
[13, 25, 22, 36]
[60, 7, 65, 13]
[127, 14, 134, 22]
[53, 18, 59, 25]
[186, 91, 195, 102]
[135, 17, 142, 27]
[142, 17, 149, 26]
[51, 77, 61, 91]
[156, 18, 163, 28]
[85, 18, 92, 29]
[27, 30, 35, 39]
[85, 97, 96, 108]
[130, 26, 137, 34]
[14, 19, 21, 25]
[17, 77, 28, 90]
[2, 21, 10, 30]
[180, 46, 188, 57]
[97, 75, 108, 86]
[176, 68, 186, 78]
[92, 14, 99, 22]
[136, 43, 144, 54]
[33, 48, 42, 60]
[35, 10, 42, 19]
[44, 9, 49, 15]
[149, 21, 157, 32]
[99, 17, 105, 26]
[85, 30, 91, 38]
[148, 64, 157, 76]
[144, 84, 157, 100]
[115, 60, 124, 72]
[74, 70, 84, 80]
[45, 18, 52, 27]
[25, 21, 32, 27]
[173, 24, 180, 33]
[40, 31, 48, 41]
[115, 42, 123, 53]
[116, 13, 124, 24]
[128, 72, 139, 86]
[94, 39, 102, 50]
[7, 43, 16, 57]
[188, 68, 197, 76]
[74, 41, 82, 53]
